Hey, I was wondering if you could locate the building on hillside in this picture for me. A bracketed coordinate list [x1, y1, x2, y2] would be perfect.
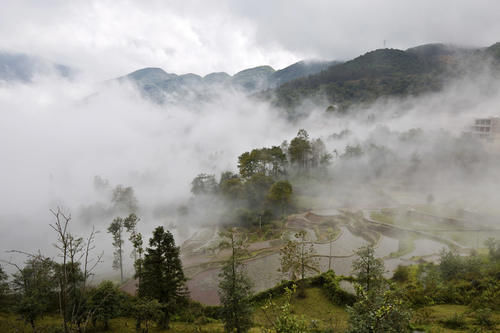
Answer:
[470, 116, 500, 141]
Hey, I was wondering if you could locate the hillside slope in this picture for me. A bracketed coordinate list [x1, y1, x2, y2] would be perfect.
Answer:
[269, 43, 500, 114]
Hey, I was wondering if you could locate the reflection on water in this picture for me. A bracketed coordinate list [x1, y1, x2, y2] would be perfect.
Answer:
[314, 227, 368, 256]
[187, 225, 450, 304]
[402, 239, 447, 259]
[375, 236, 399, 257]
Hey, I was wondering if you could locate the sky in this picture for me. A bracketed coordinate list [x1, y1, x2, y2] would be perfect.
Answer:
[1, 0, 500, 80]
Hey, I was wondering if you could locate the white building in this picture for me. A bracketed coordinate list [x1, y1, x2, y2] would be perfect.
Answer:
[470, 117, 500, 141]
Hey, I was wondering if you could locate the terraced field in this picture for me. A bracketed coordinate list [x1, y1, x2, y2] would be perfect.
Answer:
[182, 205, 479, 305]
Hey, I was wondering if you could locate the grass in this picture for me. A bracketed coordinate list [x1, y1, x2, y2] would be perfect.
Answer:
[0, 289, 348, 333]
[412, 305, 500, 332]
[2, 294, 500, 332]
[253, 287, 349, 331]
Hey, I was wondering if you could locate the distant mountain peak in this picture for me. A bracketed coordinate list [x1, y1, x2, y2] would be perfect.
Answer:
[233, 65, 275, 77]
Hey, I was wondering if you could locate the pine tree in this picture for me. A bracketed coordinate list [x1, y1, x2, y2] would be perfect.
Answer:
[139, 226, 188, 329]
[218, 230, 253, 333]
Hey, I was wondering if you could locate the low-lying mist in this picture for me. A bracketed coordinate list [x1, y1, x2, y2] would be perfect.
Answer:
[1, 61, 500, 278]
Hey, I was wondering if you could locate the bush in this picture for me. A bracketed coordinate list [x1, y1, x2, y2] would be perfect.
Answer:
[317, 271, 356, 306]
[392, 265, 410, 282]
[440, 313, 467, 329]
[251, 280, 295, 303]
[474, 308, 495, 328]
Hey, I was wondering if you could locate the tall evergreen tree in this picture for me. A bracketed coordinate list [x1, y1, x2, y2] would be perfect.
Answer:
[218, 230, 253, 333]
[139, 226, 188, 329]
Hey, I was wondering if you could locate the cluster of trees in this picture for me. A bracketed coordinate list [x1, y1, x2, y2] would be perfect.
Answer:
[0, 209, 189, 332]
[189, 130, 332, 229]
[393, 239, 500, 312]
[268, 43, 500, 117]
[270, 48, 447, 114]
[0, 208, 109, 332]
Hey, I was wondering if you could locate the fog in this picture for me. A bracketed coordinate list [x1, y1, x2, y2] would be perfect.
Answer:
[1, 54, 500, 279]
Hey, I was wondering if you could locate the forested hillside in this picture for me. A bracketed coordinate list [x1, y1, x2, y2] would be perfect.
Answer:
[267, 43, 500, 116]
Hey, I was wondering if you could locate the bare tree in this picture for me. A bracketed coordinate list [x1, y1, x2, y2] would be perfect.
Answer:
[50, 207, 102, 333]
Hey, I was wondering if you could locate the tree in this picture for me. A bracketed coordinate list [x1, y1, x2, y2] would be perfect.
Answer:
[0, 264, 9, 309]
[288, 129, 311, 171]
[268, 146, 288, 177]
[123, 213, 144, 291]
[191, 173, 218, 195]
[261, 285, 310, 333]
[123, 213, 141, 262]
[342, 145, 363, 159]
[50, 208, 102, 333]
[268, 180, 293, 215]
[10, 254, 57, 330]
[351, 245, 385, 292]
[131, 298, 163, 333]
[112, 185, 138, 213]
[218, 230, 253, 333]
[89, 281, 121, 330]
[280, 231, 319, 297]
[139, 226, 188, 329]
[220, 175, 244, 200]
[347, 284, 412, 333]
[238, 151, 261, 178]
[348, 246, 411, 332]
[237, 146, 287, 179]
[108, 217, 125, 283]
[244, 173, 274, 210]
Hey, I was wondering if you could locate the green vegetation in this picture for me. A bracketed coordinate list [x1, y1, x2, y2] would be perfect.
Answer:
[279, 230, 320, 298]
[186, 129, 332, 234]
[139, 226, 188, 329]
[264, 43, 500, 118]
[218, 231, 254, 333]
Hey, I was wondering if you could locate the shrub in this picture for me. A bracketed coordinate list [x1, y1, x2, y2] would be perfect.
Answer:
[474, 308, 495, 328]
[440, 313, 467, 330]
[318, 271, 356, 306]
[392, 265, 410, 282]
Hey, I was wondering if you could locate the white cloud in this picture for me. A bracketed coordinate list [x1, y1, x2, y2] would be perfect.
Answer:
[2, 1, 499, 81]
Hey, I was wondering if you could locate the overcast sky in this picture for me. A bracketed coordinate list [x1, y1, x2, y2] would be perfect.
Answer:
[1, 0, 500, 79]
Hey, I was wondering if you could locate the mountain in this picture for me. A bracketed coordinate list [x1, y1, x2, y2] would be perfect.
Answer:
[117, 42, 500, 108]
[269, 43, 500, 114]
[203, 72, 231, 85]
[119, 60, 341, 104]
[231, 65, 275, 91]
[270, 59, 341, 87]
[0, 51, 72, 82]
[123, 67, 177, 85]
